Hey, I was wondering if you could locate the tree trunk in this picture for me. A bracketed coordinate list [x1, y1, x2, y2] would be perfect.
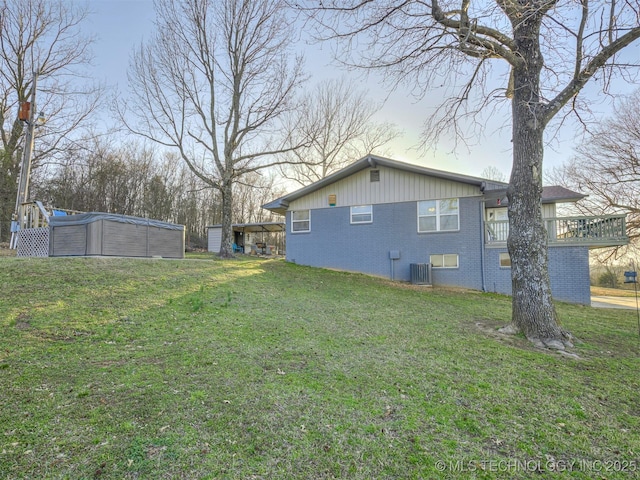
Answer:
[505, 11, 571, 349]
[219, 178, 234, 258]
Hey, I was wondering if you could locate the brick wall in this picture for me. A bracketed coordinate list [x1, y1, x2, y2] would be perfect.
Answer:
[484, 246, 590, 305]
[285, 198, 592, 305]
[548, 246, 591, 305]
[286, 198, 484, 290]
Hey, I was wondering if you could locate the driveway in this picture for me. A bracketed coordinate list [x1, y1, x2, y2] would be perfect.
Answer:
[591, 295, 639, 310]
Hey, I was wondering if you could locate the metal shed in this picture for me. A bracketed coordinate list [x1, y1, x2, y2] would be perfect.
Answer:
[48, 213, 185, 258]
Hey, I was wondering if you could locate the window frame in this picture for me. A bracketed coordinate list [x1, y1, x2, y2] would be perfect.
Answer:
[291, 210, 310, 233]
[350, 205, 373, 224]
[430, 254, 459, 269]
[417, 198, 460, 233]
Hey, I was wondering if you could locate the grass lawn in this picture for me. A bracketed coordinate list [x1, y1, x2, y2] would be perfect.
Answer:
[1, 255, 639, 479]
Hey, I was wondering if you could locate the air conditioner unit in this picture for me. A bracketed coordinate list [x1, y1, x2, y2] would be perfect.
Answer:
[410, 263, 432, 285]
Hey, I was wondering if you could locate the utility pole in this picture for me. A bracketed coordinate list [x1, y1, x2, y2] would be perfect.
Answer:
[10, 73, 39, 249]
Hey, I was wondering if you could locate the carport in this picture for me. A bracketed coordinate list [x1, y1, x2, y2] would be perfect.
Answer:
[207, 222, 285, 254]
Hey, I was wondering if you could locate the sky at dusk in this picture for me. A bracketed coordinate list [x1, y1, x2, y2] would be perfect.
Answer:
[81, 0, 632, 183]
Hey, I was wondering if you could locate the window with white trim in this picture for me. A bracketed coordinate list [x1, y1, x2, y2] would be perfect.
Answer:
[418, 198, 459, 232]
[350, 205, 373, 224]
[291, 210, 310, 232]
[430, 254, 459, 268]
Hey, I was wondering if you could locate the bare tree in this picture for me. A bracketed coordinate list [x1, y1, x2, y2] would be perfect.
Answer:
[0, 0, 101, 241]
[234, 171, 287, 223]
[301, 1, 640, 349]
[33, 137, 155, 215]
[281, 77, 401, 186]
[548, 89, 640, 265]
[33, 140, 223, 246]
[481, 165, 507, 183]
[551, 89, 640, 241]
[123, 0, 307, 258]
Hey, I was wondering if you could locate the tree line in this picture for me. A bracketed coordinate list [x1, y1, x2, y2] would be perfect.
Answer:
[26, 137, 285, 248]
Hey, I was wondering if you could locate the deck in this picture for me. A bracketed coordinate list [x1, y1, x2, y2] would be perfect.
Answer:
[485, 215, 628, 248]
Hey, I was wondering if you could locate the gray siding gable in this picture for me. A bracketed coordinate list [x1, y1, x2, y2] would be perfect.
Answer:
[263, 155, 504, 215]
[288, 165, 483, 211]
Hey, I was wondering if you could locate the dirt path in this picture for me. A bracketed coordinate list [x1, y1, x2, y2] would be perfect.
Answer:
[591, 296, 640, 309]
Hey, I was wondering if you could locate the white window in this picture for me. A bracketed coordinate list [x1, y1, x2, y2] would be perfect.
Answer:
[418, 198, 459, 232]
[499, 252, 511, 268]
[486, 208, 508, 222]
[430, 254, 459, 269]
[291, 210, 310, 233]
[350, 205, 373, 224]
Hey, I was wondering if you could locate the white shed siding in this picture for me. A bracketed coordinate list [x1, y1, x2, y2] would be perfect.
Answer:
[288, 166, 482, 210]
[208, 226, 222, 253]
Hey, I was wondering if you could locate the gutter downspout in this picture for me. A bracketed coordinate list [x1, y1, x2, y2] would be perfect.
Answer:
[390, 257, 394, 281]
[480, 200, 487, 292]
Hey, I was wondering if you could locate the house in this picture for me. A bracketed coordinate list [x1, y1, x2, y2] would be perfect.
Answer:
[263, 155, 628, 305]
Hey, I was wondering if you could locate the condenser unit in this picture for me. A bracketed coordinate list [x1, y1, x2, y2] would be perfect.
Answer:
[410, 263, 432, 285]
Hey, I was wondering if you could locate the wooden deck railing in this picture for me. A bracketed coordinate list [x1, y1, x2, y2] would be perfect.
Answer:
[17, 201, 83, 229]
[485, 215, 628, 247]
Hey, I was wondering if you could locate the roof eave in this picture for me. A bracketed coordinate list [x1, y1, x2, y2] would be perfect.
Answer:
[262, 198, 289, 215]
[262, 154, 506, 213]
